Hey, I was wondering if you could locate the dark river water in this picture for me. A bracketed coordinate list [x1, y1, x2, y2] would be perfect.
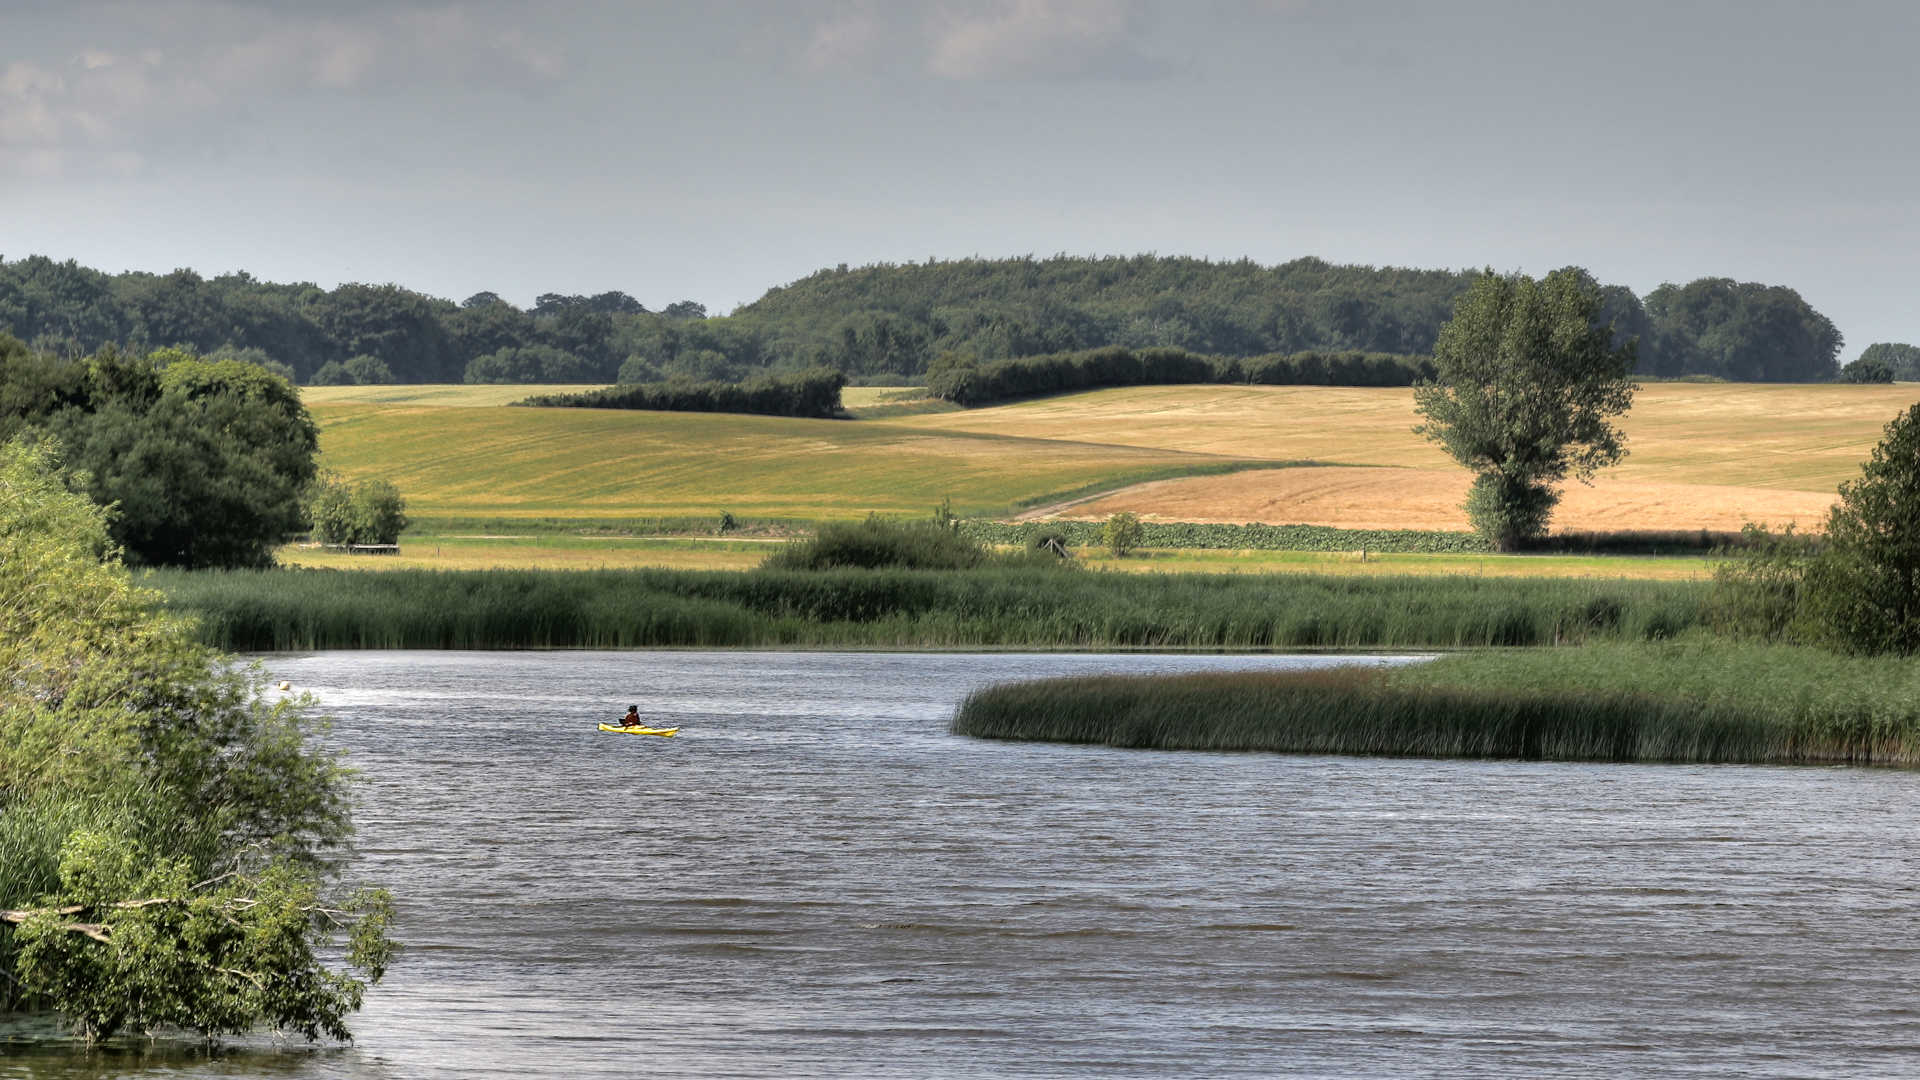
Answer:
[7, 650, 1920, 1079]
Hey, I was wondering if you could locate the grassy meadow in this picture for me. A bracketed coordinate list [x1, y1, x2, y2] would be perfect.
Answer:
[280, 534, 780, 572]
[307, 397, 1277, 524]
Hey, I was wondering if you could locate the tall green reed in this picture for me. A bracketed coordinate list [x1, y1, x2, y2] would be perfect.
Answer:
[952, 643, 1920, 767]
[147, 568, 1710, 652]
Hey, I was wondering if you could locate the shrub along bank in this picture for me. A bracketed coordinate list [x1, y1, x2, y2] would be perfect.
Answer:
[951, 641, 1920, 767]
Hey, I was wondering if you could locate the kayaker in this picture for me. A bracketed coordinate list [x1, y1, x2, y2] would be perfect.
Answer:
[620, 705, 641, 728]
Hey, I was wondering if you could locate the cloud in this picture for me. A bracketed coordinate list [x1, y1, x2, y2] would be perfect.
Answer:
[782, 0, 1169, 82]
[0, 3, 564, 177]
[799, 4, 885, 73]
[924, 0, 1166, 81]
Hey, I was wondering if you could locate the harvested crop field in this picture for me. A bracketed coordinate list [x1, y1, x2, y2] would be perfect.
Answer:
[1049, 466, 1843, 533]
[302, 381, 1920, 534]
[897, 382, 1920, 491]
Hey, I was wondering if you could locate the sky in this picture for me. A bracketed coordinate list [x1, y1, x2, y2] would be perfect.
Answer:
[2, 0, 1915, 353]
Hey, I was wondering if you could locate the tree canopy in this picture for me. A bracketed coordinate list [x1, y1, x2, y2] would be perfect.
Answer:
[0, 439, 394, 1042]
[0, 339, 319, 567]
[0, 253, 1846, 385]
[1801, 403, 1920, 654]
[1641, 278, 1842, 381]
[1854, 342, 1920, 381]
[1413, 269, 1639, 550]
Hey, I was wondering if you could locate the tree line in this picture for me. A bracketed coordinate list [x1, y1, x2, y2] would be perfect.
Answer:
[926, 346, 1432, 406]
[517, 367, 847, 419]
[0, 253, 1860, 386]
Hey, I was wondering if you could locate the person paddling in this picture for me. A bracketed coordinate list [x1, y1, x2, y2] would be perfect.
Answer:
[619, 705, 641, 728]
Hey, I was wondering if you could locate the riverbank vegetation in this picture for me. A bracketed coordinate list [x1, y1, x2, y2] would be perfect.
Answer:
[0, 441, 394, 1043]
[952, 392, 1920, 767]
[949, 641, 1920, 766]
[152, 564, 1704, 651]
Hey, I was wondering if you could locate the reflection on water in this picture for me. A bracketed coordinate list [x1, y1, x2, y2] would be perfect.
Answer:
[8, 650, 1920, 1079]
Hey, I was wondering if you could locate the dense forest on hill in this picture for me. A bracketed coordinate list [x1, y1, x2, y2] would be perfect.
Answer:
[0, 253, 1846, 386]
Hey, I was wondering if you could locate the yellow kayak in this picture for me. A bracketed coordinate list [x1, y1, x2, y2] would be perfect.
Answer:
[598, 723, 680, 738]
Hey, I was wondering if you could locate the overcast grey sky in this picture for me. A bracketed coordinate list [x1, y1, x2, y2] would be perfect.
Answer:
[3, 0, 1915, 352]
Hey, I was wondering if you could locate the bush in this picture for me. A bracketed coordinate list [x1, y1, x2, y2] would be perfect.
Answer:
[1841, 356, 1894, 383]
[1802, 403, 1920, 653]
[1708, 524, 1818, 641]
[761, 516, 990, 571]
[307, 471, 409, 545]
[1102, 512, 1143, 557]
[343, 354, 396, 385]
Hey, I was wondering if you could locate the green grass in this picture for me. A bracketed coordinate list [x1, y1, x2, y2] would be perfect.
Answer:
[270, 531, 1715, 578]
[950, 640, 1920, 767]
[307, 401, 1272, 522]
[970, 519, 1488, 553]
[148, 566, 1707, 651]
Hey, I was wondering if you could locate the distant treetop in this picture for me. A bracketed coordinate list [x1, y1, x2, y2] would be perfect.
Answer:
[0, 253, 1845, 387]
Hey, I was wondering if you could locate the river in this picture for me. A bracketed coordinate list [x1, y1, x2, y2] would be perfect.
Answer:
[6, 650, 1920, 1078]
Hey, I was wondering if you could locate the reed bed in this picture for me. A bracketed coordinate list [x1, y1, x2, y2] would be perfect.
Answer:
[951, 642, 1920, 767]
[148, 567, 1707, 652]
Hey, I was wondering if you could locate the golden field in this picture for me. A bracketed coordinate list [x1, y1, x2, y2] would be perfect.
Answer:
[895, 382, 1920, 531]
[304, 381, 1920, 536]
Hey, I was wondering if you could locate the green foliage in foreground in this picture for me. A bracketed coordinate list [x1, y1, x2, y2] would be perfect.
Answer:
[150, 565, 1706, 651]
[13, 832, 395, 1044]
[951, 641, 1920, 767]
[0, 440, 392, 1043]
